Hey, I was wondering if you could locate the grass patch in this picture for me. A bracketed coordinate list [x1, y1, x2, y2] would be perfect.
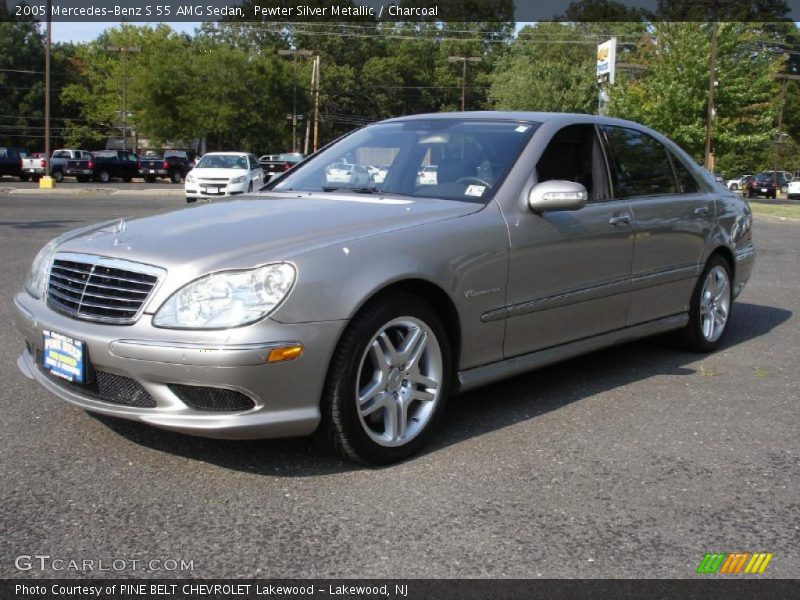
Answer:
[748, 201, 800, 220]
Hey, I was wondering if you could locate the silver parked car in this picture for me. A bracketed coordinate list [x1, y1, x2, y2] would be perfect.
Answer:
[13, 112, 755, 465]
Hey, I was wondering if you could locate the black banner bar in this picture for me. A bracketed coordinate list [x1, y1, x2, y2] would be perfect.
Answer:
[3, 0, 800, 23]
[3, 579, 800, 600]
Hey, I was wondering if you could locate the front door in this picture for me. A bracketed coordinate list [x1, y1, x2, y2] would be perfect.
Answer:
[503, 124, 635, 358]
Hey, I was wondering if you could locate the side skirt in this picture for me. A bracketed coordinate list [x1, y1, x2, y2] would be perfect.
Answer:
[456, 313, 689, 393]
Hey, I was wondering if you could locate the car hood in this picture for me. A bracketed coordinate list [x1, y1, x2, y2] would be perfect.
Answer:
[190, 167, 246, 179]
[55, 192, 483, 276]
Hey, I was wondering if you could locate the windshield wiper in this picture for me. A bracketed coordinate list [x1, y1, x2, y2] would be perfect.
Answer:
[322, 186, 382, 193]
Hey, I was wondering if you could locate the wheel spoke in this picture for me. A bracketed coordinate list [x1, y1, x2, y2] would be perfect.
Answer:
[408, 370, 438, 389]
[383, 396, 407, 441]
[360, 391, 388, 417]
[369, 339, 391, 376]
[359, 377, 386, 406]
[411, 389, 436, 402]
[376, 332, 400, 366]
[400, 327, 427, 370]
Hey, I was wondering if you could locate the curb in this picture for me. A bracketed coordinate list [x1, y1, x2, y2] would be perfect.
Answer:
[2, 187, 184, 197]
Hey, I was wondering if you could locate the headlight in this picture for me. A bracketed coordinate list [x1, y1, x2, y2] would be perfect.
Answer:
[230, 175, 246, 184]
[186, 173, 195, 183]
[24, 238, 60, 299]
[153, 263, 296, 329]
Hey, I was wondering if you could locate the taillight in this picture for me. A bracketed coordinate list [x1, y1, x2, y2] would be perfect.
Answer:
[162, 160, 169, 169]
[41, 159, 47, 168]
[87, 160, 94, 169]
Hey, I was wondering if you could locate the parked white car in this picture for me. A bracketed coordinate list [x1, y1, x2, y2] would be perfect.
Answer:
[184, 152, 264, 203]
[787, 177, 800, 200]
[324, 160, 371, 188]
[727, 175, 751, 191]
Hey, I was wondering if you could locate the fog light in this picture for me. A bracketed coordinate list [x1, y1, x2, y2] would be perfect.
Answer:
[267, 345, 304, 363]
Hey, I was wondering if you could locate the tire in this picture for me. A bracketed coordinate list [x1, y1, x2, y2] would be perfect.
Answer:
[19, 174, 29, 182]
[186, 197, 197, 203]
[97, 170, 110, 184]
[247, 180, 253, 193]
[52, 170, 64, 183]
[729, 183, 738, 191]
[122, 176, 132, 183]
[76, 175, 90, 183]
[769, 191, 776, 199]
[676, 255, 733, 353]
[781, 185, 788, 194]
[170, 170, 183, 184]
[145, 175, 156, 183]
[319, 294, 452, 465]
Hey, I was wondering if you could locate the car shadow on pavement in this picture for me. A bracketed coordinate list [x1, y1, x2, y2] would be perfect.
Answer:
[91, 302, 791, 475]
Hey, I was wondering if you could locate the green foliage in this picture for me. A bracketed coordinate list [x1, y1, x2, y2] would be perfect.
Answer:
[607, 23, 781, 177]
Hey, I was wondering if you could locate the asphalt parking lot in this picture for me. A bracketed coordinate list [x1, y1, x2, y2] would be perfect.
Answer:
[1, 191, 798, 579]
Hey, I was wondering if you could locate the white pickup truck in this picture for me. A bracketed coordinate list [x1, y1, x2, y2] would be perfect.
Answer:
[21, 149, 94, 182]
[20, 153, 48, 180]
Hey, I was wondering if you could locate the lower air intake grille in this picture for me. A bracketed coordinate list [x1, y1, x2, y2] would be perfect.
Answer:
[168, 384, 255, 412]
[36, 352, 156, 408]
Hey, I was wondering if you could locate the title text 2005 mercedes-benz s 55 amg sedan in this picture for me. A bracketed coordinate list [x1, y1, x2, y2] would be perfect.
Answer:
[13, 113, 755, 465]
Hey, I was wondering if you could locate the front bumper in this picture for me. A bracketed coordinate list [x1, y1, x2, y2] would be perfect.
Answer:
[13, 291, 346, 440]
[185, 181, 247, 199]
[733, 243, 756, 299]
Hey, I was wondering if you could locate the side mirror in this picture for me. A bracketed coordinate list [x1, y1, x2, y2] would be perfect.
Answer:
[528, 180, 588, 213]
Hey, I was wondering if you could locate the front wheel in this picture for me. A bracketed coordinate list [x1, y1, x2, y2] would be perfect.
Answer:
[677, 256, 733, 353]
[320, 295, 452, 465]
[52, 170, 64, 183]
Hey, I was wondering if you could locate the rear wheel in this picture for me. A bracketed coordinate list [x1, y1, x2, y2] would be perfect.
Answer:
[320, 295, 452, 465]
[677, 255, 732, 353]
[97, 170, 110, 184]
[170, 170, 182, 184]
[19, 174, 29, 182]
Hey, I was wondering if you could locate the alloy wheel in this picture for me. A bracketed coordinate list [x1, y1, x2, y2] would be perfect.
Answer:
[699, 265, 731, 342]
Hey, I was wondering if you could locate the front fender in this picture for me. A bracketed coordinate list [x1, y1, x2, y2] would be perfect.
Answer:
[270, 202, 511, 370]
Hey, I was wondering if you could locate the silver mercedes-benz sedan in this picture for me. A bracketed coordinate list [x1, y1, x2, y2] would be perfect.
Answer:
[13, 112, 755, 465]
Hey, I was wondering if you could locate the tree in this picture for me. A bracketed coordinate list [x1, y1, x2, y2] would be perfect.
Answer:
[607, 23, 781, 176]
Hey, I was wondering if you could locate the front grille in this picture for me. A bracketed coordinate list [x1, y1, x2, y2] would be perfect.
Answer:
[168, 384, 255, 412]
[47, 254, 163, 324]
[35, 351, 156, 408]
[198, 178, 229, 183]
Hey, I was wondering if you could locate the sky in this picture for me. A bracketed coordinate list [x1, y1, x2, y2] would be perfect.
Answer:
[51, 22, 202, 43]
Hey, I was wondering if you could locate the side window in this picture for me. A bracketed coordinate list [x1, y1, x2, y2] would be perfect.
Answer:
[670, 152, 700, 194]
[53, 150, 67, 159]
[536, 124, 610, 201]
[602, 126, 677, 198]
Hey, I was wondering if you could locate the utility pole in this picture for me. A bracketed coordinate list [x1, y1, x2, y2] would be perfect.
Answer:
[105, 46, 140, 150]
[447, 56, 482, 111]
[41, 0, 52, 187]
[704, 21, 718, 170]
[313, 56, 320, 153]
[278, 48, 312, 153]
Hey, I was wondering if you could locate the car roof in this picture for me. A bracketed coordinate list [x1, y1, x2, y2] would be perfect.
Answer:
[201, 152, 248, 156]
[381, 111, 650, 129]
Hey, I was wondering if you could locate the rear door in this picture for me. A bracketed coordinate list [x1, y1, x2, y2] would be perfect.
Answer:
[600, 125, 714, 325]
[503, 123, 635, 357]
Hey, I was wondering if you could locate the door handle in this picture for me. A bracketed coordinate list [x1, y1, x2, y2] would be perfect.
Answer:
[694, 207, 710, 216]
[609, 215, 632, 226]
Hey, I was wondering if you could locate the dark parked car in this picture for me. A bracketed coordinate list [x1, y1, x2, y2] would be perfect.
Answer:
[259, 152, 305, 181]
[0, 146, 29, 180]
[90, 150, 140, 183]
[50, 149, 94, 183]
[747, 173, 778, 199]
[139, 149, 197, 183]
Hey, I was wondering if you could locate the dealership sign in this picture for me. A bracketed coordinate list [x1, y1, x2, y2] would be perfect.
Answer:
[597, 37, 617, 84]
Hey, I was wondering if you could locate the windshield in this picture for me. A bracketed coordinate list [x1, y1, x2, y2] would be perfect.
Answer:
[196, 154, 247, 170]
[272, 119, 539, 203]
